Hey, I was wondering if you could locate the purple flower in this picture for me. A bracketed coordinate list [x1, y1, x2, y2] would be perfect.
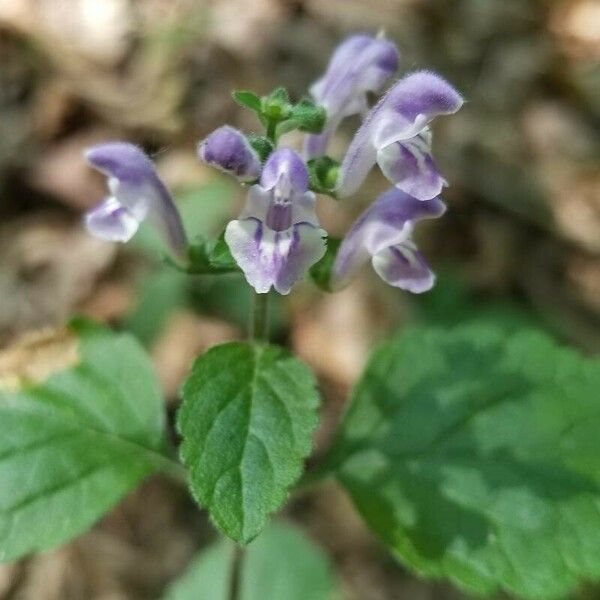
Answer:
[331, 188, 446, 293]
[225, 148, 326, 295]
[337, 71, 463, 200]
[305, 34, 399, 159]
[85, 142, 187, 258]
[198, 125, 262, 182]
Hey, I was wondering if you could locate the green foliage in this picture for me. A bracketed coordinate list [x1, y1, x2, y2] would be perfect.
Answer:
[309, 238, 341, 292]
[247, 134, 274, 163]
[185, 234, 239, 275]
[289, 98, 327, 133]
[419, 270, 543, 332]
[178, 342, 320, 543]
[165, 541, 230, 599]
[307, 156, 339, 195]
[232, 90, 262, 113]
[233, 87, 326, 142]
[163, 522, 337, 600]
[0, 319, 174, 562]
[326, 322, 600, 599]
[261, 87, 292, 122]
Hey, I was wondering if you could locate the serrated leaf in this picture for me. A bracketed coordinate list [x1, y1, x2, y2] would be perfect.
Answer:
[329, 323, 600, 599]
[163, 522, 337, 600]
[178, 342, 320, 543]
[232, 90, 262, 112]
[0, 319, 174, 562]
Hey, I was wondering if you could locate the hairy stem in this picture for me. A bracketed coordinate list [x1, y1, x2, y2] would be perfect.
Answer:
[266, 119, 277, 144]
[251, 292, 270, 342]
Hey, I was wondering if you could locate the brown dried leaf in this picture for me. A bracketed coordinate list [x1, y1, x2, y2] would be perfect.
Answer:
[0, 327, 79, 391]
[0, 215, 116, 341]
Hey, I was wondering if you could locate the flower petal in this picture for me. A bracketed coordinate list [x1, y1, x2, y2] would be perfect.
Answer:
[225, 219, 326, 295]
[306, 34, 399, 159]
[238, 185, 272, 223]
[198, 125, 262, 182]
[331, 188, 445, 289]
[85, 142, 187, 257]
[372, 242, 435, 293]
[260, 148, 309, 195]
[373, 71, 464, 148]
[273, 224, 327, 295]
[377, 132, 447, 200]
[337, 71, 462, 197]
[85, 197, 141, 242]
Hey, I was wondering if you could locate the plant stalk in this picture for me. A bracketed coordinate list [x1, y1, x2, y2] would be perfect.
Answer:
[251, 292, 270, 342]
[228, 544, 244, 600]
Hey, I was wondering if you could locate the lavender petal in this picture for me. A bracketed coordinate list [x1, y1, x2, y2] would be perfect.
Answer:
[338, 71, 462, 197]
[371, 242, 435, 293]
[85, 142, 187, 257]
[85, 197, 141, 242]
[224, 218, 326, 295]
[331, 188, 445, 289]
[306, 34, 399, 159]
[377, 134, 447, 201]
[260, 148, 309, 195]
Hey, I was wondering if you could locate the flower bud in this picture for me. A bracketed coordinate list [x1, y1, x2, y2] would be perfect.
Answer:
[198, 126, 262, 182]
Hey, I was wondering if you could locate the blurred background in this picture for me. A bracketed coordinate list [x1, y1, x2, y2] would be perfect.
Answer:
[0, 0, 598, 598]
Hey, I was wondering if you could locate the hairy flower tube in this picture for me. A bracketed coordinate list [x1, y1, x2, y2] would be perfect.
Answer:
[337, 71, 463, 200]
[225, 148, 327, 295]
[85, 142, 187, 258]
[305, 33, 400, 159]
[331, 188, 446, 293]
[198, 125, 262, 182]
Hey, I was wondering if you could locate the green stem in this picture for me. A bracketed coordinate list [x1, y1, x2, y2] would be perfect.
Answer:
[251, 292, 270, 342]
[266, 119, 277, 144]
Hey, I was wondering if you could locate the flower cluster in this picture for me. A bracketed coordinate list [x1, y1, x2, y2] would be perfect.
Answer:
[84, 33, 462, 296]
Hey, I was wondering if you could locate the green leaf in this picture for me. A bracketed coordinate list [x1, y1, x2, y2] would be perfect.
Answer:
[186, 234, 239, 275]
[0, 319, 174, 562]
[328, 323, 600, 599]
[232, 90, 262, 112]
[309, 238, 341, 292]
[164, 522, 337, 600]
[178, 342, 320, 543]
[164, 539, 230, 599]
[247, 134, 274, 163]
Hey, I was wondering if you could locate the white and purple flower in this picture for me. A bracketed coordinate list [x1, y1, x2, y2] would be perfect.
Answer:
[337, 71, 463, 200]
[331, 188, 446, 293]
[198, 125, 262, 182]
[305, 33, 400, 159]
[84, 142, 187, 258]
[225, 148, 326, 295]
